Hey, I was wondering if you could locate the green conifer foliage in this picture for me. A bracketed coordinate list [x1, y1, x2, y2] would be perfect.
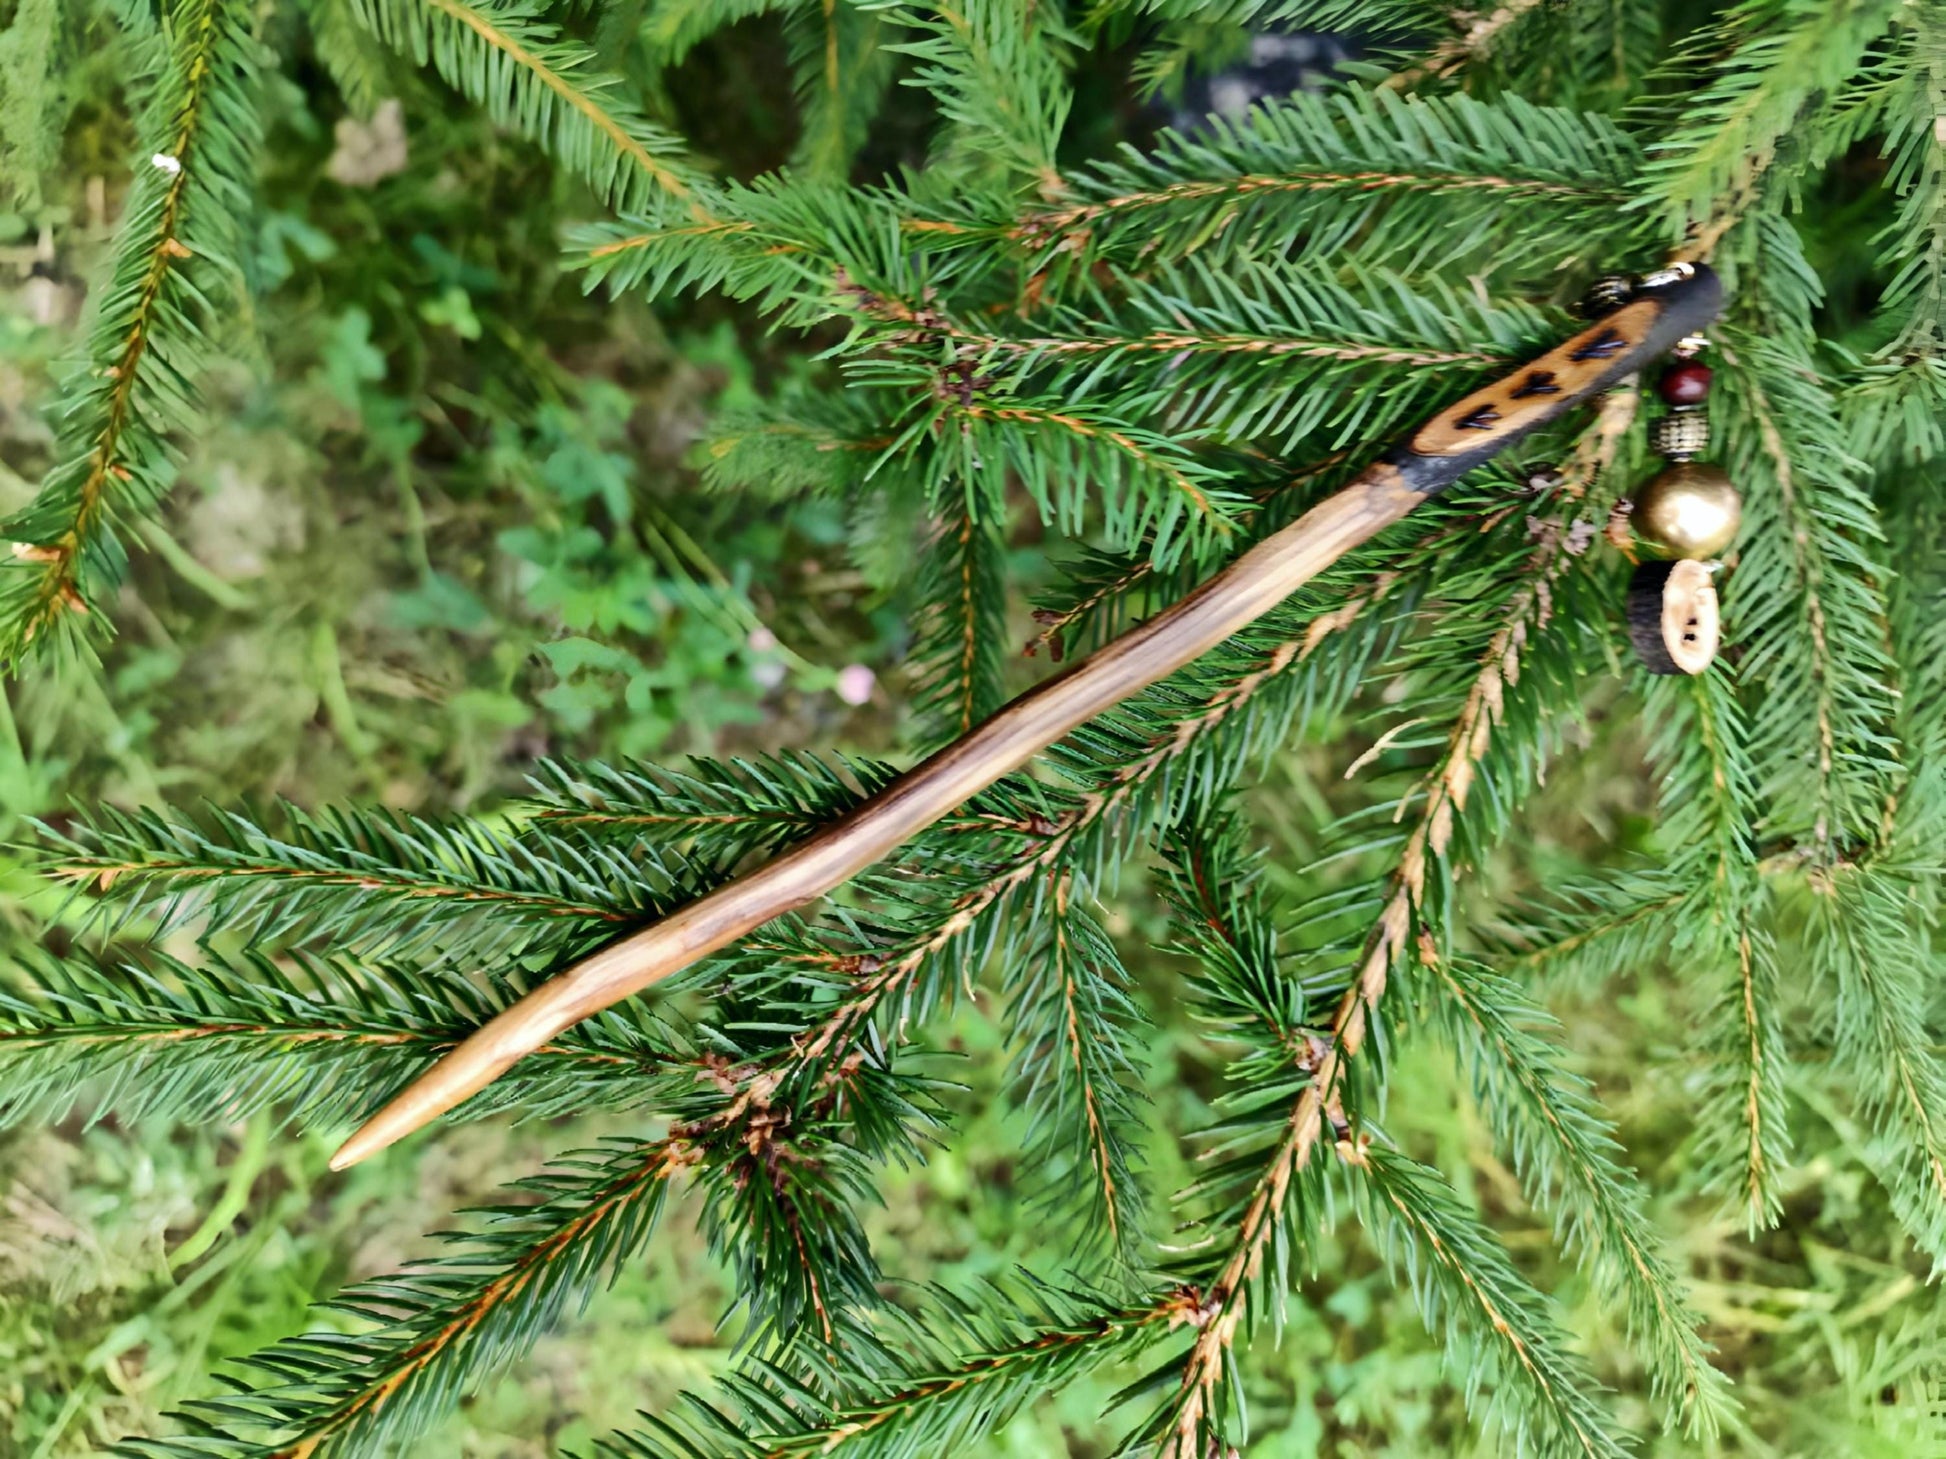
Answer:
[3, 1, 1944, 1455]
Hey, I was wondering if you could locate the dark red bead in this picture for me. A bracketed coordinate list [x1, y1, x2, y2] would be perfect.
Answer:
[1657, 361, 1712, 406]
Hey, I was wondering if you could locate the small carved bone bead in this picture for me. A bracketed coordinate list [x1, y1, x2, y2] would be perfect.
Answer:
[1627, 559, 1720, 675]
[1657, 361, 1712, 405]
[1647, 410, 1711, 460]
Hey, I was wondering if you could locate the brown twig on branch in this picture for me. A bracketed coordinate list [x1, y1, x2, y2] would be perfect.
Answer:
[1381, 0, 1550, 92]
[330, 272, 1718, 1170]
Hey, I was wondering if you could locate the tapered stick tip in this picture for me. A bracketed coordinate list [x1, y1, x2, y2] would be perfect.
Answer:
[326, 869, 700, 1170]
[329, 1122, 392, 1170]
[325, 1001, 550, 1170]
[330, 1104, 426, 1174]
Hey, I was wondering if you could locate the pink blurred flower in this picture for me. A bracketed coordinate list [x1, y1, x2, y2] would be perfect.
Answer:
[835, 664, 876, 706]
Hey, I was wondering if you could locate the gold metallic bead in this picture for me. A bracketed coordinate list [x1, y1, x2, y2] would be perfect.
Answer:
[1633, 462, 1741, 560]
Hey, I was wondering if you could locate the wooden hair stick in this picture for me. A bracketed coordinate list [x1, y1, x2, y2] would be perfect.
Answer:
[331, 263, 1722, 1169]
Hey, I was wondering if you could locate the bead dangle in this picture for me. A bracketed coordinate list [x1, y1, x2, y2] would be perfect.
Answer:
[1635, 340, 1739, 562]
[1625, 329, 1740, 675]
[1577, 270, 1741, 676]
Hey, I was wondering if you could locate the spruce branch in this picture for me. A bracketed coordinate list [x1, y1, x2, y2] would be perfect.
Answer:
[823, 264, 1557, 562]
[601, 1283, 1192, 1458]
[526, 752, 899, 849]
[1164, 808, 1308, 1064]
[1154, 464, 1614, 1454]
[1347, 1144, 1633, 1459]
[908, 491, 1011, 750]
[924, 262, 1558, 457]
[0, 948, 672, 1131]
[946, 398, 1245, 564]
[1808, 863, 1946, 1265]
[1728, 917, 1785, 1222]
[1647, 0, 1907, 252]
[348, 0, 709, 215]
[1496, 880, 1688, 992]
[1, 0, 261, 664]
[879, 0, 1075, 191]
[0, 0, 64, 209]
[298, 0, 401, 117]
[1643, 669, 1785, 1231]
[527, 753, 1101, 855]
[1427, 956, 1733, 1434]
[947, 326, 1512, 374]
[1024, 541, 1167, 663]
[1380, 0, 1549, 91]
[827, 275, 1263, 565]
[1716, 324, 1898, 858]
[1876, 14, 1946, 360]
[336, 271, 1723, 1169]
[1004, 872, 1150, 1255]
[130, 1050, 913, 1456]
[995, 87, 1644, 274]
[121, 1137, 692, 1458]
[573, 88, 1644, 314]
[785, 0, 893, 181]
[1023, 450, 1356, 662]
[694, 390, 914, 528]
[574, 207, 781, 305]
[39, 802, 720, 963]
[926, 270, 1536, 375]
[1023, 160, 1610, 240]
[1884, 472, 1946, 732]
[640, 0, 793, 68]
[1490, 865, 1844, 1039]
[1845, 17, 1946, 465]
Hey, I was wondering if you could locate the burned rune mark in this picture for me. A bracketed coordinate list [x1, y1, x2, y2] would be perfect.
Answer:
[1570, 328, 1627, 362]
[1454, 404, 1501, 431]
[1509, 370, 1561, 399]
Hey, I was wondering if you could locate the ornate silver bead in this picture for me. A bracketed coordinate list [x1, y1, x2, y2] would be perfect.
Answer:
[1577, 274, 1634, 317]
[1648, 409, 1710, 460]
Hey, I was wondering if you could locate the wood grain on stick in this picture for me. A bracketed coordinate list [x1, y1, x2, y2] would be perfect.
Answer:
[331, 264, 1721, 1169]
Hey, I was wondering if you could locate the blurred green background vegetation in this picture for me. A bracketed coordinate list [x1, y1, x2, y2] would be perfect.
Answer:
[1, 9, 1941, 1456]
